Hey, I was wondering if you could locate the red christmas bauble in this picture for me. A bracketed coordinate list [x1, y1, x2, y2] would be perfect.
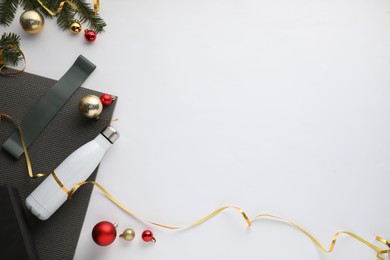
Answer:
[100, 94, 113, 106]
[92, 221, 117, 246]
[141, 230, 154, 242]
[84, 29, 96, 42]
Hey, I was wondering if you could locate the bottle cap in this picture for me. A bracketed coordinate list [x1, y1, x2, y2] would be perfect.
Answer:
[101, 126, 120, 144]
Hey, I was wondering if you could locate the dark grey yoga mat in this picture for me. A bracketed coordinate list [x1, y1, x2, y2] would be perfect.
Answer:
[0, 71, 117, 260]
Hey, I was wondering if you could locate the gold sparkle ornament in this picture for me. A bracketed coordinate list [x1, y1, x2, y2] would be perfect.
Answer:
[19, 10, 45, 34]
[70, 20, 82, 34]
[119, 228, 136, 241]
[79, 95, 103, 119]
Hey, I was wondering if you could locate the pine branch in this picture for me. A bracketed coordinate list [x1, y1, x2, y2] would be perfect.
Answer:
[35, 0, 60, 18]
[19, 0, 41, 11]
[0, 0, 19, 26]
[56, 3, 76, 31]
[72, 0, 106, 33]
[0, 32, 20, 46]
[0, 0, 107, 34]
[0, 33, 23, 66]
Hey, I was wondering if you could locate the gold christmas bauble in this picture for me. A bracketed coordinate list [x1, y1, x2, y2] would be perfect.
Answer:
[19, 10, 45, 34]
[79, 95, 103, 119]
[70, 20, 82, 34]
[120, 228, 135, 241]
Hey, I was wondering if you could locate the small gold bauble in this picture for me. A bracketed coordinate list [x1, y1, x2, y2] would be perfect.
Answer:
[70, 20, 82, 34]
[79, 95, 103, 119]
[119, 228, 136, 241]
[19, 10, 45, 34]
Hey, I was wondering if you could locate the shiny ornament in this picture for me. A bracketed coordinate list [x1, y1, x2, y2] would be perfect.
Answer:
[92, 221, 118, 246]
[70, 20, 82, 34]
[84, 29, 97, 42]
[19, 10, 45, 34]
[79, 95, 103, 119]
[100, 94, 113, 106]
[119, 228, 136, 241]
[141, 230, 156, 243]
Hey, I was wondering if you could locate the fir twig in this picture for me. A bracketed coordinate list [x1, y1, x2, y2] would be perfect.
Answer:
[0, 0, 19, 26]
[0, 32, 23, 66]
[56, 3, 76, 31]
[34, 0, 59, 18]
[19, 0, 41, 12]
[0, 0, 107, 34]
[73, 0, 106, 33]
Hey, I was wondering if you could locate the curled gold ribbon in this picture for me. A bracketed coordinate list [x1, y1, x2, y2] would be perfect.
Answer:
[376, 236, 390, 259]
[0, 114, 44, 178]
[93, 0, 100, 15]
[36, 0, 100, 16]
[1, 112, 389, 259]
[51, 171, 70, 196]
[71, 181, 251, 229]
[67, 179, 390, 259]
[252, 214, 390, 260]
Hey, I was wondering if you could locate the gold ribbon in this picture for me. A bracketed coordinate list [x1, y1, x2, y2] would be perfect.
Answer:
[252, 214, 390, 260]
[1, 112, 389, 259]
[0, 114, 44, 177]
[376, 236, 390, 259]
[0, 46, 26, 76]
[36, 0, 100, 16]
[51, 171, 69, 196]
[93, 0, 99, 15]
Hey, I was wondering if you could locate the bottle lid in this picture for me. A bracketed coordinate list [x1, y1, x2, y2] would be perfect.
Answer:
[101, 125, 120, 144]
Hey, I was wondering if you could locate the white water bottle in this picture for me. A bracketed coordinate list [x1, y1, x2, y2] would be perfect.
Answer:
[26, 126, 119, 220]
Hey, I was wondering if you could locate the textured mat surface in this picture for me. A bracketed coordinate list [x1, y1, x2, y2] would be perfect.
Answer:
[0, 71, 117, 260]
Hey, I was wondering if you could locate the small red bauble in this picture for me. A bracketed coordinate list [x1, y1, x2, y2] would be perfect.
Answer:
[84, 29, 97, 42]
[141, 230, 156, 243]
[92, 221, 117, 246]
[100, 94, 113, 106]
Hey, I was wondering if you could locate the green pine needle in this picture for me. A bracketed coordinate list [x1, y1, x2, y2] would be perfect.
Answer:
[0, 0, 107, 33]
[0, 0, 19, 26]
[19, 0, 41, 12]
[57, 4, 77, 31]
[73, 0, 106, 33]
[0, 32, 23, 66]
[35, 0, 60, 18]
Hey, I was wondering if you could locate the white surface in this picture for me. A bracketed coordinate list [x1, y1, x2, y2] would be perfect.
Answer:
[3, 1, 390, 259]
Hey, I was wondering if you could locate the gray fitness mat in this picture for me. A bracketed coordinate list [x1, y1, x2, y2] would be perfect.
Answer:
[0, 71, 117, 260]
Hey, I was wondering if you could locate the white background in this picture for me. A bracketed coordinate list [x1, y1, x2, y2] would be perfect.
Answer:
[3, 0, 390, 259]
